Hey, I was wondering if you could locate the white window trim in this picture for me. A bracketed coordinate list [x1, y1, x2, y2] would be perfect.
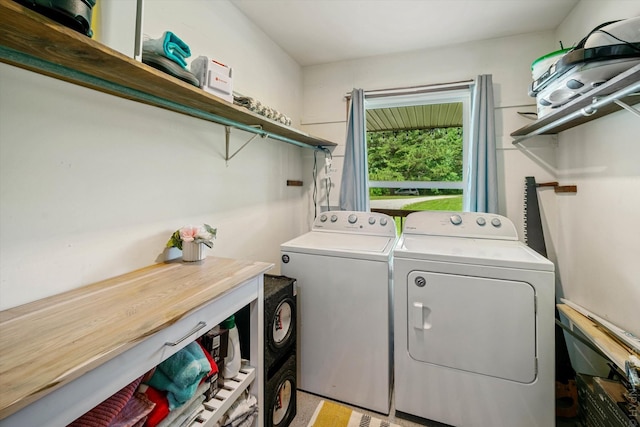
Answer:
[365, 89, 471, 196]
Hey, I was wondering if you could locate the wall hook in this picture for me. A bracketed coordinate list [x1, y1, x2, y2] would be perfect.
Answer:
[538, 181, 577, 193]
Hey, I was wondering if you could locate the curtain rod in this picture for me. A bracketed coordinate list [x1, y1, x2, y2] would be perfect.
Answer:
[344, 79, 474, 100]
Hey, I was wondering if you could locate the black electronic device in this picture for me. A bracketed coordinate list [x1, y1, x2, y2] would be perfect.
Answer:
[15, 0, 96, 37]
[265, 352, 297, 427]
[263, 274, 297, 427]
[264, 274, 296, 376]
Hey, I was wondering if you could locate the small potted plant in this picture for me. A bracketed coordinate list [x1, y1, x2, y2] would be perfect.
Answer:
[166, 224, 217, 262]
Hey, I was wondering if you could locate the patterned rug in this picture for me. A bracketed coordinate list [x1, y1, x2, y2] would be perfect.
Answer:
[307, 400, 401, 427]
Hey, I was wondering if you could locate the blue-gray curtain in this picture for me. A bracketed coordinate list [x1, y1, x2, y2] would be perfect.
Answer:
[465, 74, 498, 213]
[339, 88, 369, 211]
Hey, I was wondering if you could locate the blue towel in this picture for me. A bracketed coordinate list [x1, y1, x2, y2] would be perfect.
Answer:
[146, 342, 211, 410]
[143, 31, 191, 68]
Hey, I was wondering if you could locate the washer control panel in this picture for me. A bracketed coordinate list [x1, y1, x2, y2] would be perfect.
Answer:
[404, 211, 518, 240]
[314, 211, 396, 236]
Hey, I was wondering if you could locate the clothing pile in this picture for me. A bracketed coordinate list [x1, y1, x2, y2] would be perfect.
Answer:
[68, 341, 217, 427]
[217, 394, 258, 427]
[233, 94, 293, 126]
[142, 31, 200, 87]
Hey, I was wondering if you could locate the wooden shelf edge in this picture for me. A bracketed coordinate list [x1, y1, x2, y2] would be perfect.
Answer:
[511, 64, 640, 137]
[0, 0, 336, 148]
[557, 304, 635, 372]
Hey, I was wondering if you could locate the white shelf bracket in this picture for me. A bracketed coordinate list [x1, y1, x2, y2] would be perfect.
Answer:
[225, 125, 265, 164]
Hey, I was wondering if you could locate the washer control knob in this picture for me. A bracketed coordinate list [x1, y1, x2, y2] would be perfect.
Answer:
[319, 214, 328, 222]
[450, 214, 462, 225]
[330, 214, 338, 223]
[348, 214, 358, 224]
[491, 217, 502, 227]
[379, 217, 388, 226]
[476, 217, 486, 226]
[368, 217, 376, 225]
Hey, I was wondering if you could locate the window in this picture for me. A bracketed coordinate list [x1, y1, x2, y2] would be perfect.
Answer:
[366, 89, 471, 213]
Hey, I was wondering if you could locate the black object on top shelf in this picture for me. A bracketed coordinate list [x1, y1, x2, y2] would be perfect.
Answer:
[14, 0, 95, 37]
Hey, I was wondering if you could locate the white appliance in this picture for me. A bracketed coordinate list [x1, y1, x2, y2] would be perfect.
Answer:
[280, 210, 397, 414]
[393, 211, 555, 427]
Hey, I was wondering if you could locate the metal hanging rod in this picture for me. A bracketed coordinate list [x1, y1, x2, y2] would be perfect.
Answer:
[344, 79, 474, 100]
[513, 81, 640, 144]
[0, 45, 326, 153]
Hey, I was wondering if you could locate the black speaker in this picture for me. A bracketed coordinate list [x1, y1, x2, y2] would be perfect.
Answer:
[264, 274, 296, 375]
[266, 352, 297, 427]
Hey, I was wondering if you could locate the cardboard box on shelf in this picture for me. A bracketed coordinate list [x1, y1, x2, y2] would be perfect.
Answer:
[190, 56, 233, 103]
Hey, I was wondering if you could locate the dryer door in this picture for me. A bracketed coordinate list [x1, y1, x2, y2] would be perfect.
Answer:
[407, 271, 537, 383]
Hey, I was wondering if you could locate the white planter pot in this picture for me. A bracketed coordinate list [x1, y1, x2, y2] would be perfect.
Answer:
[182, 241, 205, 262]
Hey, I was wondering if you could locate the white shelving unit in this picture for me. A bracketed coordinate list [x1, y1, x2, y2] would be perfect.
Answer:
[194, 366, 257, 427]
[0, 258, 269, 427]
[511, 64, 640, 143]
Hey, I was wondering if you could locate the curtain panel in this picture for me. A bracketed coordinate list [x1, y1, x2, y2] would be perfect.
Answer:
[465, 74, 498, 213]
[339, 88, 369, 212]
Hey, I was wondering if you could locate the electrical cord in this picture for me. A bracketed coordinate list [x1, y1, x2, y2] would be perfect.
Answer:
[597, 29, 640, 52]
[313, 149, 318, 219]
[323, 148, 333, 212]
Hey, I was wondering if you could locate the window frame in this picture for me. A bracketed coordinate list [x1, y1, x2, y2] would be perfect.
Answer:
[365, 88, 472, 196]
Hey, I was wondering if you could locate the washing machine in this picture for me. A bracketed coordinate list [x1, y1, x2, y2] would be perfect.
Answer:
[393, 211, 555, 427]
[280, 210, 397, 414]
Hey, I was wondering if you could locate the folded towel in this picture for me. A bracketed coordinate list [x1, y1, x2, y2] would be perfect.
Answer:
[157, 383, 208, 427]
[143, 31, 191, 68]
[68, 376, 144, 427]
[138, 385, 169, 427]
[109, 392, 155, 427]
[146, 342, 211, 410]
[221, 394, 258, 427]
[233, 94, 292, 126]
[160, 342, 210, 389]
[197, 340, 218, 382]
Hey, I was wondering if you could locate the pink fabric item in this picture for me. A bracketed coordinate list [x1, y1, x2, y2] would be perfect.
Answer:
[110, 392, 155, 427]
[67, 376, 144, 427]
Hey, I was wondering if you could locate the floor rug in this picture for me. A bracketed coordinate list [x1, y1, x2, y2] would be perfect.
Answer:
[307, 400, 400, 427]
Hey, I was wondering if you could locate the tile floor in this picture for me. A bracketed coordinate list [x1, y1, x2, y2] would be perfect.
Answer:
[289, 390, 581, 427]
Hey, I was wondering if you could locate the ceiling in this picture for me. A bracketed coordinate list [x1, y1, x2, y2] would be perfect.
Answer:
[229, 0, 579, 67]
[367, 103, 463, 132]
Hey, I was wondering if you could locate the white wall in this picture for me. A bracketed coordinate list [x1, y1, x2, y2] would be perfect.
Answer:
[300, 31, 560, 239]
[551, 0, 640, 374]
[297, 0, 640, 376]
[0, 0, 306, 310]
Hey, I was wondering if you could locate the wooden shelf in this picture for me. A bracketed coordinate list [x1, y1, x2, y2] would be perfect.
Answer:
[557, 304, 637, 372]
[0, 0, 336, 149]
[511, 64, 640, 141]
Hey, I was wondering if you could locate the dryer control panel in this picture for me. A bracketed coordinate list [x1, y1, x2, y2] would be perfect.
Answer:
[403, 211, 518, 240]
[313, 210, 396, 237]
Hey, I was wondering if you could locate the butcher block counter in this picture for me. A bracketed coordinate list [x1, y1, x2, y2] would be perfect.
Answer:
[0, 256, 272, 426]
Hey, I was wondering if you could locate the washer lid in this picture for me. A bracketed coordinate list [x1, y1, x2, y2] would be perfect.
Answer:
[394, 235, 554, 271]
[281, 231, 396, 260]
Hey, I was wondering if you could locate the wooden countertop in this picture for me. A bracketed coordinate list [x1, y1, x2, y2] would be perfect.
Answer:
[0, 257, 272, 419]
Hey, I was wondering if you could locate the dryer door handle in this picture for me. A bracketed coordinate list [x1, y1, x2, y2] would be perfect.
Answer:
[412, 302, 432, 330]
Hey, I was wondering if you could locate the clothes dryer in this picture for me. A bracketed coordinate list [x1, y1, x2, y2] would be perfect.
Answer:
[280, 211, 397, 414]
[393, 211, 555, 427]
